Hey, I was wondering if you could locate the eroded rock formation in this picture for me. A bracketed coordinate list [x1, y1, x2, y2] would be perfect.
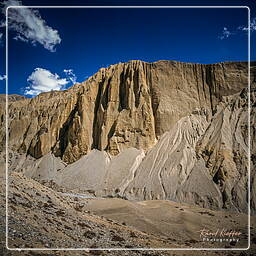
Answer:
[1, 60, 255, 213]
[0, 60, 249, 163]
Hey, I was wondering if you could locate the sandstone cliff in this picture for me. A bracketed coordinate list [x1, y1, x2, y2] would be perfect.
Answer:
[0, 60, 249, 163]
[0, 60, 254, 213]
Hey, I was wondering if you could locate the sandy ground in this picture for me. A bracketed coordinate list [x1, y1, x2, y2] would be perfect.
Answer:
[85, 198, 252, 247]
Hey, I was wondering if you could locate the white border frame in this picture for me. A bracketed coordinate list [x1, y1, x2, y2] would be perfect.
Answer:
[5, 5, 251, 252]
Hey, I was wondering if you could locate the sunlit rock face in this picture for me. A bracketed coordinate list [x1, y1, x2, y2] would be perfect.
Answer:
[0, 60, 249, 162]
[1, 60, 255, 214]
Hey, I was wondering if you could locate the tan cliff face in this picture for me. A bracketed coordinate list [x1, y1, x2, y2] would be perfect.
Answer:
[0, 60, 255, 213]
[0, 60, 249, 164]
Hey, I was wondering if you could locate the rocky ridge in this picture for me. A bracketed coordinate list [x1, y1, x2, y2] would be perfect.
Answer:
[0, 94, 27, 103]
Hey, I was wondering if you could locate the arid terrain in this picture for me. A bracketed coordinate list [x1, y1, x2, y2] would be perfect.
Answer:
[0, 60, 255, 255]
[1, 160, 255, 255]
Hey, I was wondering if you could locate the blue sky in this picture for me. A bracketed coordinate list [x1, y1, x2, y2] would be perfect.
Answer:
[0, 0, 255, 96]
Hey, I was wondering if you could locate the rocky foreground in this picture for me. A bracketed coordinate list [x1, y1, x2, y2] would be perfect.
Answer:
[0, 160, 256, 255]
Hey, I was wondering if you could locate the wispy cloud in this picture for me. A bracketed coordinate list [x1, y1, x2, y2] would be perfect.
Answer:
[219, 17, 256, 40]
[218, 27, 232, 40]
[0, 74, 6, 80]
[13, 34, 28, 42]
[1, 0, 61, 52]
[238, 17, 256, 32]
[63, 69, 77, 84]
[24, 68, 69, 96]
[0, 32, 3, 45]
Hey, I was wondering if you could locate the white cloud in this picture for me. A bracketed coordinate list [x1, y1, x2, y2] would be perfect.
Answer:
[0, 74, 6, 80]
[13, 34, 28, 42]
[238, 17, 256, 32]
[219, 17, 256, 40]
[2, 0, 61, 52]
[219, 27, 232, 40]
[63, 69, 77, 84]
[24, 68, 69, 96]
